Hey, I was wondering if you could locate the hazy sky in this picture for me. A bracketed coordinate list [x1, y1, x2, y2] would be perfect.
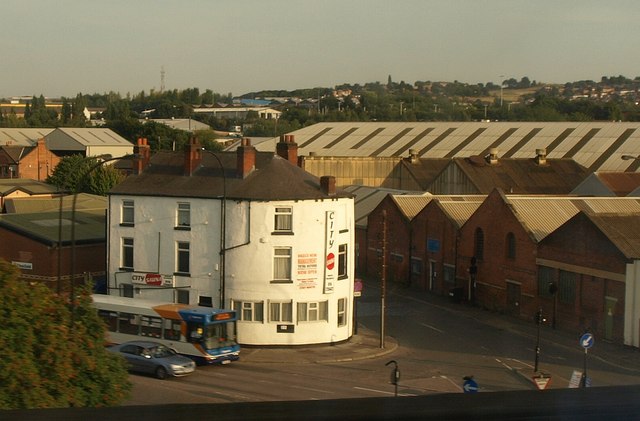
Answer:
[2, 1, 639, 98]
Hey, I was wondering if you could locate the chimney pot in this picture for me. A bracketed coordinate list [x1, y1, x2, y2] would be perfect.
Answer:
[237, 138, 256, 178]
[486, 148, 499, 165]
[320, 175, 336, 196]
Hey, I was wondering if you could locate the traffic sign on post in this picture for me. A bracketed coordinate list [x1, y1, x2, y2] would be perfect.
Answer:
[580, 332, 594, 349]
[532, 374, 551, 390]
[463, 376, 478, 393]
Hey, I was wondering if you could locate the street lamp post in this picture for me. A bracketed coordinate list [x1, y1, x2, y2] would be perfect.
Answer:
[201, 148, 227, 308]
[500, 75, 505, 108]
[534, 308, 544, 372]
[69, 154, 137, 318]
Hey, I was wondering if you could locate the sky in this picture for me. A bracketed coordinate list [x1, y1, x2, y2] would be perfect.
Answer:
[2, 0, 640, 98]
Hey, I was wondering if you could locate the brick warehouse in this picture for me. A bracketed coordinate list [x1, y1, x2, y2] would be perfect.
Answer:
[362, 187, 640, 346]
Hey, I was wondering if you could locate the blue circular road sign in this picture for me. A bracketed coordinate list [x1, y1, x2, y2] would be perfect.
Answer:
[463, 378, 478, 393]
[580, 333, 594, 349]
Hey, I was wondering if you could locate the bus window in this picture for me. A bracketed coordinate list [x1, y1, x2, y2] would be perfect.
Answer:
[163, 319, 182, 341]
[204, 323, 235, 348]
[188, 324, 204, 343]
[140, 316, 162, 338]
[118, 312, 140, 335]
[98, 310, 118, 332]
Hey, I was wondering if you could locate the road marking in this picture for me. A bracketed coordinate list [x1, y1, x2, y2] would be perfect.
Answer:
[441, 375, 463, 392]
[296, 385, 335, 394]
[419, 323, 444, 333]
[353, 387, 415, 397]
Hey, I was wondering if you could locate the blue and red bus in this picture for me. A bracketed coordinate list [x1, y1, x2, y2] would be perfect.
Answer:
[93, 294, 240, 365]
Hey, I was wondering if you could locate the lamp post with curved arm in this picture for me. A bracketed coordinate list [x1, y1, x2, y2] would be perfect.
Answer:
[68, 154, 138, 318]
[201, 148, 227, 308]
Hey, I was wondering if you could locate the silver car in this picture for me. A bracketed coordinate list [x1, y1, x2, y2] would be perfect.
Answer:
[108, 341, 196, 379]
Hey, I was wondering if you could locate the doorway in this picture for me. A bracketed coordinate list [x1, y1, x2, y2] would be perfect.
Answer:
[506, 281, 521, 316]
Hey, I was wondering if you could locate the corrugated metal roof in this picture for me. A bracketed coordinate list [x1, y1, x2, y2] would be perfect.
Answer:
[596, 172, 640, 196]
[586, 213, 640, 258]
[55, 128, 133, 146]
[271, 122, 640, 172]
[0, 128, 54, 146]
[507, 196, 640, 242]
[435, 197, 485, 228]
[343, 185, 418, 228]
[391, 194, 433, 220]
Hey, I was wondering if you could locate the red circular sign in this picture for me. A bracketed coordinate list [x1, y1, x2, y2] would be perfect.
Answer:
[326, 253, 335, 270]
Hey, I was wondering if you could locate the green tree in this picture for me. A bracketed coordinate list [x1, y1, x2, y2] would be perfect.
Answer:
[0, 260, 131, 409]
[46, 155, 126, 195]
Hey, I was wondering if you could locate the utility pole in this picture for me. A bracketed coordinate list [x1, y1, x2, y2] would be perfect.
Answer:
[380, 210, 387, 349]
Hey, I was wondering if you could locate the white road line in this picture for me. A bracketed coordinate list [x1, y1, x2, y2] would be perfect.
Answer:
[496, 358, 513, 370]
[419, 323, 444, 333]
[353, 386, 416, 397]
[296, 385, 335, 394]
[441, 375, 463, 392]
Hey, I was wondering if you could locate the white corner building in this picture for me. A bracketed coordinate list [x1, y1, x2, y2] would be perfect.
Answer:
[107, 136, 355, 345]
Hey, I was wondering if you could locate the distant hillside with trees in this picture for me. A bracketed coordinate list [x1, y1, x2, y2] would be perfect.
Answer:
[1, 75, 639, 150]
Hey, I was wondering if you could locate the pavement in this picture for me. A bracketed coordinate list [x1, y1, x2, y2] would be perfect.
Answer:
[239, 282, 640, 385]
[240, 326, 397, 364]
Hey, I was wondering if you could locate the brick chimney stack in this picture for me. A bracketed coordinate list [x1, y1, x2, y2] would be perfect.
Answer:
[133, 137, 151, 175]
[237, 138, 256, 178]
[320, 175, 336, 196]
[183, 137, 202, 176]
[276, 134, 299, 166]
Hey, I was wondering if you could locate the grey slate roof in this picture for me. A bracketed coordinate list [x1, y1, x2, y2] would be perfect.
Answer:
[109, 151, 353, 201]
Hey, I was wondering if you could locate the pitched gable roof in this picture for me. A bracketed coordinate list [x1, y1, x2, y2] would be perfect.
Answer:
[450, 157, 589, 194]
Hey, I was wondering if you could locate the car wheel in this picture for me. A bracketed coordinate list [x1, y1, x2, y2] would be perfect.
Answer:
[155, 366, 168, 380]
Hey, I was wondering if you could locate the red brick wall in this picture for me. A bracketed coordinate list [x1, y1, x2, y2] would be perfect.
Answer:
[18, 139, 60, 181]
[456, 190, 540, 317]
[365, 196, 412, 285]
[411, 201, 460, 295]
[0, 227, 105, 291]
[538, 213, 627, 342]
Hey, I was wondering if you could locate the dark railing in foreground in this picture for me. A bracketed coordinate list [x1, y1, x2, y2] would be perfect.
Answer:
[5, 384, 640, 421]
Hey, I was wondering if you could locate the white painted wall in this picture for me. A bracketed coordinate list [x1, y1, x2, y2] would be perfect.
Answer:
[108, 193, 355, 346]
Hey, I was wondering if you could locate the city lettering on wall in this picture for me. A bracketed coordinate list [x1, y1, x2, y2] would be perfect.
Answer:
[131, 273, 174, 287]
[324, 210, 336, 294]
[297, 253, 318, 290]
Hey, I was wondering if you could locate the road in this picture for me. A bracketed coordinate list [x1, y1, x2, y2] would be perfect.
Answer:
[125, 282, 640, 405]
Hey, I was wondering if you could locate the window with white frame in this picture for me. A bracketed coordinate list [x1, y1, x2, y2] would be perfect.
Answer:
[176, 202, 191, 228]
[233, 300, 264, 322]
[122, 200, 135, 225]
[297, 301, 328, 323]
[273, 247, 292, 282]
[337, 298, 347, 327]
[269, 301, 293, 323]
[274, 206, 293, 233]
[176, 241, 190, 274]
[338, 244, 348, 279]
[121, 237, 134, 270]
